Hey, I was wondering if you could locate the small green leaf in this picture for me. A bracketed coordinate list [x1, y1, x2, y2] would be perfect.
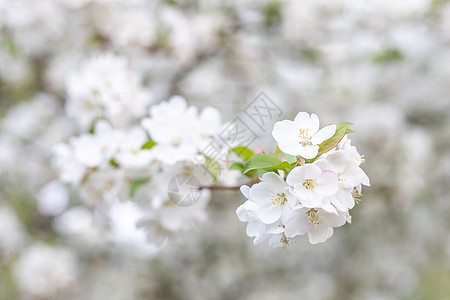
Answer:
[204, 157, 220, 181]
[243, 153, 290, 175]
[229, 146, 255, 161]
[141, 139, 156, 150]
[109, 158, 120, 167]
[129, 179, 149, 198]
[314, 122, 353, 159]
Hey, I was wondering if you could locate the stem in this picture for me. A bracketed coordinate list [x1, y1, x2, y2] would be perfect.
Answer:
[198, 181, 258, 191]
[198, 185, 242, 191]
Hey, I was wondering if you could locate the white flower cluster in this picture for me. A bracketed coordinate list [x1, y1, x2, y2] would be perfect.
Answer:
[52, 58, 230, 246]
[66, 54, 153, 129]
[237, 112, 369, 247]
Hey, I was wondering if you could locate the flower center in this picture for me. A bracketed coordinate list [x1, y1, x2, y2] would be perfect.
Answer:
[271, 192, 287, 206]
[306, 208, 321, 228]
[303, 179, 316, 189]
[337, 172, 345, 188]
[298, 128, 312, 146]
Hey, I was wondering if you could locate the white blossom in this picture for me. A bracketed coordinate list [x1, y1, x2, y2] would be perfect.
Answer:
[272, 112, 336, 159]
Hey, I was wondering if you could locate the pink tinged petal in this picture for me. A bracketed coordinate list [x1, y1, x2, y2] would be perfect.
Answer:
[298, 144, 319, 159]
[272, 120, 298, 145]
[308, 226, 333, 244]
[240, 185, 251, 199]
[310, 124, 337, 145]
[315, 170, 339, 196]
[256, 204, 282, 224]
[284, 209, 309, 238]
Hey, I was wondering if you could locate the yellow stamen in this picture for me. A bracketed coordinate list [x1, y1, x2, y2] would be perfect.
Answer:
[306, 208, 321, 228]
[303, 179, 316, 189]
[271, 193, 287, 206]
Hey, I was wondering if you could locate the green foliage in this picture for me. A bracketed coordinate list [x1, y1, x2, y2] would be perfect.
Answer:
[372, 48, 404, 64]
[229, 162, 245, 172]
[314, 122, 353, 160]
[204, 157, 220, 181]
[141, 139, 156, 150]
[263, 1, 283, 27]
[129, 179, 149, 198]
[229, 146, 255, 162]
[243, 153, 290, 175]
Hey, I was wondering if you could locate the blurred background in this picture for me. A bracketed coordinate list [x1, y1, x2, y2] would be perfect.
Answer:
[1, 0, 450, 299]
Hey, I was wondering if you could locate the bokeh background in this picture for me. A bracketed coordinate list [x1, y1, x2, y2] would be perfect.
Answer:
[1, 0, 450, 299]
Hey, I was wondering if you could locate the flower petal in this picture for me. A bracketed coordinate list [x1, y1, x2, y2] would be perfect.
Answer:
[298, 144, 319, 159]
[284, 209, 309, 238]
[308, 225, 333, 244]
[311, 124, 336, 145]
[315, 170, 339, 196]
[294, 112, 319, 135]
[272, 120, 298, 146]
[256, 204, 282, 224]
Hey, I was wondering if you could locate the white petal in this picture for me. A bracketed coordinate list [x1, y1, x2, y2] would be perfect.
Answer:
[240, 185, 251, 199]
[311, 124, 336, 145]
[330, 189, 354, 212]
[294, 112, 319, 135]
[315, 170, 339, 196]
[249, 183, 273, 203]
[279, 142, 305, 156]
[261, 172, 288, 191]
[286, 166, 303, 186]
[256, 204, 282, 224]
[284, 209, 308, 238]
[242, 200, 258, 211]
[308, 226, 333, 244]
[246, 221, 265, 237]
[298, 144, 319, 159]
[321, 211, 347, 227]
[272, 120, 298, 145]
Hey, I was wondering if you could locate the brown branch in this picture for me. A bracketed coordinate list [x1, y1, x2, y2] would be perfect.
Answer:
[198, 181, 258, 191]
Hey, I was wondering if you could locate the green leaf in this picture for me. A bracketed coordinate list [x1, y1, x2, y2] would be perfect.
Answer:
[314, 122, 353, 159]
[129, 179, 149, 198]
[109, 158, 120, 168]
[243, 153, 290, 175]
[229, 162, 244, 172]
[141, 139, 156, 150]
[274, 146, 297, 164]
[204, 157, 220, 181]
[229, 146, 255, 161]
